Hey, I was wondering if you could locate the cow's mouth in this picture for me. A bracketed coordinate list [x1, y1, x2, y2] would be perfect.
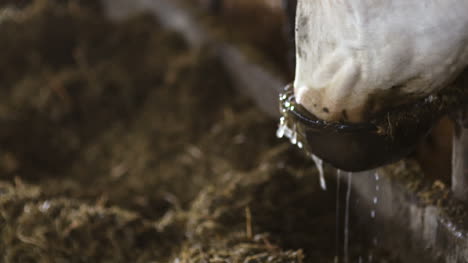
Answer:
[278, 83, 468, 172]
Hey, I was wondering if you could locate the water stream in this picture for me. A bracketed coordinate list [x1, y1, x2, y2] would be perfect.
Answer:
[277, 118, 327, 190]
[344, 172, 352, 263]
[311, 154, 327, 190]
[335, 170, 342, 263]
[276, 116, 391, 262]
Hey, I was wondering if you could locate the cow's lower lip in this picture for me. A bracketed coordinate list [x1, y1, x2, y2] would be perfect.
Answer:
[278, 84, 467, 172]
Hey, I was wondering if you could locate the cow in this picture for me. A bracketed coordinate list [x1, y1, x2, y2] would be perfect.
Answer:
[201, 0, 468, 174]
[288, 0, 468, 172]
[293, 0, 468, 123]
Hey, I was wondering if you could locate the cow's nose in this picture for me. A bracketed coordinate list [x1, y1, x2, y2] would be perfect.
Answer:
[278, 84, 467, 172]
[293, 53, 371, 123]
[294, 85, 364, 123]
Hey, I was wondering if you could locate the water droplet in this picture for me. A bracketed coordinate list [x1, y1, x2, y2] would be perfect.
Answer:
[39, 201, 51, 213]
[290, 126, 298, 145]
[425, 95, 435, 103]
[370, 170, 380, 251]
[276, 125, 285, 138]
[311, 154, 326, 190]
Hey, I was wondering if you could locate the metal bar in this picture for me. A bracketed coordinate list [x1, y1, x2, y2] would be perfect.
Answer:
[352, 166, 468, 263]
[104, 0, 209, 48]
[452, 119, 468, 201]
[451, 68, 468, 202]
[218, 44, 283, 118]
[103, 0, 284, 118]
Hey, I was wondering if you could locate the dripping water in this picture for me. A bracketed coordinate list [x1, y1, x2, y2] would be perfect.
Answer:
[372, 171, 380, 247]
[311, 154, 327, 190]
[276, 117, 326, 190]
[335, 170, 342, 263]
[370, 171, 380, 219]
[276, 117, 293, 139]
[367, 170, 380, 262]
[344, 172, 352, 263]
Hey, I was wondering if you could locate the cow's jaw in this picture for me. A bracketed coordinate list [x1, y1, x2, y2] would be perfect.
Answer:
[294, 0, 468, 123]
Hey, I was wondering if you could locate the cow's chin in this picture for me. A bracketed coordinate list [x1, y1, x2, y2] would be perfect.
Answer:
[278, 83, 468, 172]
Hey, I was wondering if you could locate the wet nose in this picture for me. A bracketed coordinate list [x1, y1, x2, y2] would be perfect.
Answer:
[278, 84, 467, 172]
[293, 50, 368, 123]
[294, 84, 364, 123]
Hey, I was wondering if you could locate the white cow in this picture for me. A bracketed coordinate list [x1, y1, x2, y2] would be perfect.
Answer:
[294, 0, 468, 122]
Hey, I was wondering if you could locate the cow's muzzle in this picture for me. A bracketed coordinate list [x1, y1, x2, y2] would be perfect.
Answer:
[278, 84, 467, 172]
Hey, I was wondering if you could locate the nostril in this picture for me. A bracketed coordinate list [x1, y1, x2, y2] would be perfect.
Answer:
[293, 81, 366, 122]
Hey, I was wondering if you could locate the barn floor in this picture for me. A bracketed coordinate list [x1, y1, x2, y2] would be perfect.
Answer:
[0, 1, 402, 262]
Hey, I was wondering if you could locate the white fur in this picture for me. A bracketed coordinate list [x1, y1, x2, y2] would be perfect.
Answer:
[294, 0, 468, 121]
